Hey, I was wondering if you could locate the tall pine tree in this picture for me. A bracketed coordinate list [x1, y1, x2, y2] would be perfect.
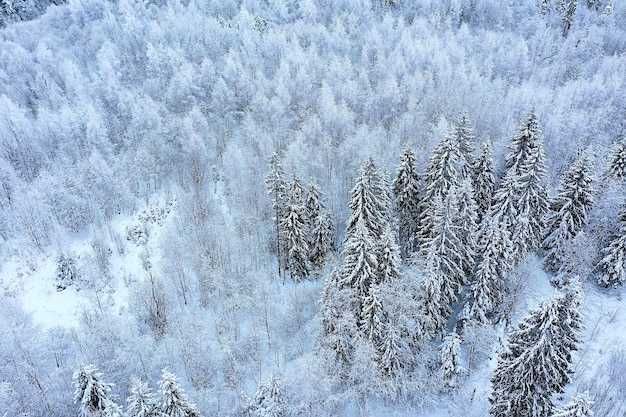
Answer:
[473, 140, 496, 223]
[418, 133, 462, 243]
[454, 180, 478, 275]
[467, 212, 513, 324]
[158, 369, 199, 417]
[439, 329, 465, 389]
[393, 146, 421, 257]
[266, 152, 288, 276]
[340, 218, 379, 300]
[420, 193, 467, 335]
[318, 268, 359, 365]
[490, 287, 583, 417]
[73, 364, 122, 417]
[282, 173, 309, 281]
[377, 228, 402, 284]
[492, 110, 548, 261]
[543, 152, 594, 272]
[126, 378, 160, 417]
[598, 208, 626, 288]
[250, 373, 286, 417]
[451, 111, 476, 181]
[309, 209, 335, 273]
[608, 139, 626, 180]
[345, 157, 391, 241]
[305, 178, 335, 273]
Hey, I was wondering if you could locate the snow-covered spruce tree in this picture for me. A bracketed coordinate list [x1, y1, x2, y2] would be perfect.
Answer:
[598, 208, 626, 288]
[492, 110, 548, 261]
[454, 180, 478, 275]
[281, 173, 309, 281]
[553, 391, 594, 417]
[505, 110, 543, 177]
[309, 209, 335, 274]
[556, 275, 584, 361]
[418, 133, 461, 244]
[541, 0, 579, 36]
[419, 194, 466, 335]
[304, 177, 323, 230]
[473, 140, 495, 223]
[489, 288, 583, 417]
[251, 373, 286, 417]
[511, 131, 549, 259]
[451, 110, 476, 180]
[359, 280, 385, 347]
[73, 364, 122, 417]
[608, 140, 626, 179]
[158, 369, 198, 417]
[266, 151, 289, 276]
[377, 228, 402, 284]
[305, 178, 335, 273]
[466, 212, 513, 324]
[393, 146, 421, 256]
[126, 378, 160, 417]
[439, 330, 465, 390]
[378, 318, 407, 378]
[318, 268, 359, 365]
[543, 152, 594, 272]
[345, 157, 391, 242]
[427, 191, 471, 301]
[340, 218, 379, 301]
[55, 253, 80, 291]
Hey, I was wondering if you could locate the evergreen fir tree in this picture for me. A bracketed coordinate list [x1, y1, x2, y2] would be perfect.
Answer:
[73, 364, 122, 417]
[346, 157, 391, 241]
[251, 374, 286, 417]
[55, 253, 80, 291]
[359, 281, 385, 346]
[473, 140, 496, 223]
[281, 174, 309, 281]
[304, 178, 335, 273]
[418, 133, 461, 243]
[492, 110, 548, 261]
[377, 228, 402, 284]
[419, 194, 466, 335]
[556, 275, 584, 362]
[439, 330, 465, 389]
[467, 212, 513, 324]
[511, 133, 549, 258]
[451, 110, 476, 180]
[489, 288, 583, 417]
[126, 378, 160, 417]
[158, 369, 199, 417]
[598, 209, 626, 288]
[505, 110, 542, 176]
[553, 391, 594, 417]
[393, 146, 421, 256]
[309, 209, 335, 273]
[419, 261, 449, 337]
[318, 268, 359, 365]
[266, 152, 289, 276]
[562, 0, 577, 35]
[423, 192, 470, 303]
[304, 178, 323, 230]
[340, 218, 379, 300]
[378, 319, 406, 378]
[454, 180, 478, 275]
[543, 152, 594, 272]
[608, 140, 626, 180]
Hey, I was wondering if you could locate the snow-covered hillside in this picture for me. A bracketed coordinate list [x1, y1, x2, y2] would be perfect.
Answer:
[0, 0, 625, 416]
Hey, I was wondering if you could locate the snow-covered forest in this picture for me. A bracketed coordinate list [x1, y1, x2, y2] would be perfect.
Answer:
[1, 0, 625, 416]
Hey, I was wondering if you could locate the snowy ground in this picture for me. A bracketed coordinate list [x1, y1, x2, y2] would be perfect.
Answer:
[2, 212, 624, 416]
